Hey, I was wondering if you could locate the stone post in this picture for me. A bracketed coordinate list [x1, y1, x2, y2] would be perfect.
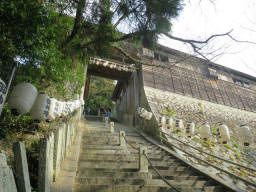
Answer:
[119, 131, 126, 147]
[109, 121, 114, 133]
[38, 132, 54, 192]
[139, 146, 148, 173]
[53, 123, 64, 181]
[105, 117, 109, 127]
[0, 151, 18, 192]
[13, 142, 31, 192]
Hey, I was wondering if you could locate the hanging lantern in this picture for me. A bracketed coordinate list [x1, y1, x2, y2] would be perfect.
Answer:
[217, 124, 230, 144]
[186, 122, 195, 138]
[103, 61, 109, 67]
[8, 83, 38, 115]
[54, 101, 63, 117]
[0, 78, 7, 113]
[140, 108, 147, 118]
[30, 93, 51, 121]
[238, 125, 252, 146]
[158, 116, 166, 127]
[117, 66, 122, 71]
[145, 112, 152, 120]
[166, 118, 173, 129]
[175, 119, 183, 131]
[199, 123, 211, 141]
[61, 102, 69, 117]
[47, 98, 58, 121]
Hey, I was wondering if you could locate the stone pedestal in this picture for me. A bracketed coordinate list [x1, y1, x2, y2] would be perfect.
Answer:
[13, 142, 31, 192]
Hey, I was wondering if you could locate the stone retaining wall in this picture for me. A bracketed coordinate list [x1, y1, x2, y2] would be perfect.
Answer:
[38, 109, 81, 192]
[144, 86, 256, 143]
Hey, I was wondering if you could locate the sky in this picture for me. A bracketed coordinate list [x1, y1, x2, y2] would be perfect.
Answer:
[158, 0, 256, 77]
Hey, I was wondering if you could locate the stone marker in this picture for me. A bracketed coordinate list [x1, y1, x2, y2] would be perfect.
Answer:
[105, 117, 109, 127]
[119, 131, 126, 147]
[13, 142, 31, 192]
[0, 151, 18, 192]
[109, 121, 114, 133]
[139, 146, 148, 173]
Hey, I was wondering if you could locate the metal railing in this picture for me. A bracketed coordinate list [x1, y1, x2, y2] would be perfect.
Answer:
[158, 133, 256, 188]
[121, 134, 181, 192]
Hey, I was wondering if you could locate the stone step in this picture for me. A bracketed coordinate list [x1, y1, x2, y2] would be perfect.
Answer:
[150, 169, 203, 177]
[74, 184, 225, 192]
[149, 167, 195, 174]
[79, 154, 138, 162]
[76, 171, 152, 179]
[75, 177, 213, 188]
[78, 154, 177, 163]
[79, 149, 134, 155]
[152, 175, 206, 181]
[80, 144, 126, 150]
[77, 167, 139, 173]
[149, 161, 185, 168]
[78, 161, 139, 169]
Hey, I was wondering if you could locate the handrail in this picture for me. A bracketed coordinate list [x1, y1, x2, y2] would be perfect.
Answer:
[160, 131, 256, 172]
[121, 134, 180, 192]
[144, 153, 180, 192]
[158, 135, 256, 188]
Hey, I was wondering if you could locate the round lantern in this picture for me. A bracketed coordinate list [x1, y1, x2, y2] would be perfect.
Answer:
[217, 124, 230, 144]
[145, 112, 152, 120]
[166, 118, 173, 129]
[158, 116, 166, 127]
[186, 122, 195, 138]
[47, 98, 58, 121]
[61, 102, 69, 116]
[54, 101, 63, 117]
[30, 93, 51, 121]
[199, 123, 211, 141]
[175, 119, 184, 131]
[238, 125, 252, 146]
[0, 78, 7, 113]
[8, 83, 38, 114]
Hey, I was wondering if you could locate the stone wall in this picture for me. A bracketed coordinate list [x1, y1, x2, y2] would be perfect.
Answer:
[144, 86, 256, 143]
[38, 109, 81, 192]
[0, 151, 17, 192]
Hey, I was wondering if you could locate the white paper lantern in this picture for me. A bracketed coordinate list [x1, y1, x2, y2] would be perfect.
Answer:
[165, 118, 173, 129]
[30, 93, 51, 121]
[0, 78, 7, 113]
[61, 102, 69, 116]
[238, 125, 252, 146]
[145, 112, 152, 120]
[54, 101, 63, 117]
[174, 119, 183, 131]
[47, 98, 57, 121]
[200, 123, 211, 141]
[8, 83, 38, 114]
[80, 98, 85, 106]
[186, 122, 195, 137]
[158, 116, 166, 127]
[217, 124, 230, 144]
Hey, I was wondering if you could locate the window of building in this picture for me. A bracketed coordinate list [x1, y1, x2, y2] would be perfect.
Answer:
[243, 82, 250, 88]
[233, 79, 250, 88]
[208, 68, 218, 79]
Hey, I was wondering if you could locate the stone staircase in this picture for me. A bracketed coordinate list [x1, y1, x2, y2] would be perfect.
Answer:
[73, 119, 233, 192]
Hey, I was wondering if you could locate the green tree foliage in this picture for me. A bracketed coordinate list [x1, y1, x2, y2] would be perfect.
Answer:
[0, 0, 183, 96]
[85, 76, 115, 115]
